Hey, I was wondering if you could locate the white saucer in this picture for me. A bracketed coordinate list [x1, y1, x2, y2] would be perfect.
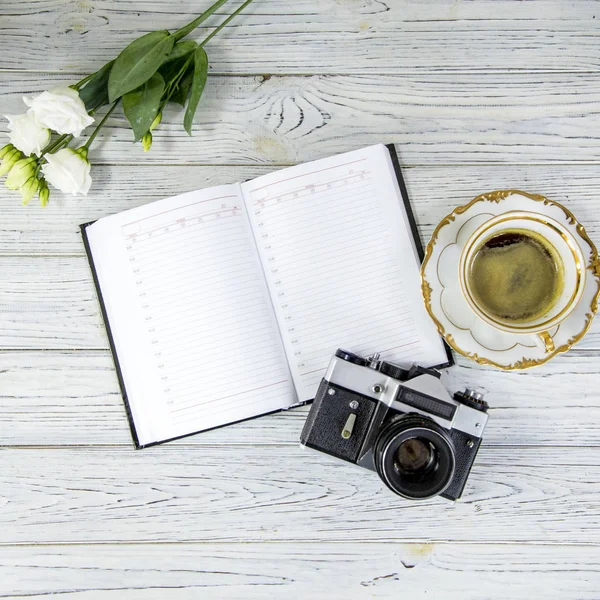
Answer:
[421, 190, 600, 370]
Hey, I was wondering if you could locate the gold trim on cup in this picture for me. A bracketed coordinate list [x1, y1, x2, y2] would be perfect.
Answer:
[538, 330, 555, 353]
[420, 189, 600, 370]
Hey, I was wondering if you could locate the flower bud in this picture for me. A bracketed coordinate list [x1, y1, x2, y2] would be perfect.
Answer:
[0, 147, 24, 177]
[5, 157, 36, 190]
[20, 176, 39, 206]
[141, 132, 152, 152]
[39, 181, 50, 207]
[0, 143, 15, 159]
[150, 112, 162, 131]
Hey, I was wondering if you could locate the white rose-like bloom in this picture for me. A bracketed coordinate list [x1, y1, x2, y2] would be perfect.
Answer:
[24, 87, 95, 137]
[5, 112, 51, 156]
[42, 148, 92, 196]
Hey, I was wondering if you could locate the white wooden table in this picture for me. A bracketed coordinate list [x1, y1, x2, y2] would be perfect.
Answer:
[1, 1, 600, 598]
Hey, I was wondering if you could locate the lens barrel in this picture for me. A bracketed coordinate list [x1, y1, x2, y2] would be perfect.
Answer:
[374, 414, 455, 500]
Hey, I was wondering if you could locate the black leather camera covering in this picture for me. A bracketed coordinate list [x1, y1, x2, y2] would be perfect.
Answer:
[301, 380, 377, 463]
[440, 429, 483, 500]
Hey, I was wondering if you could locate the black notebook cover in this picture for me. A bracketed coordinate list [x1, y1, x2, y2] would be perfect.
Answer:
[81, 144, 453, 448]
[386, 144, 453, 369]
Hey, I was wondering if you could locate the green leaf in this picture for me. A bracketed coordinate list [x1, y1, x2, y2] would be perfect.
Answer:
[159, 56, 189, 88]
[78, 60, 114, 112]
[158, 41, 197, 98]
[162, 40, 197, 65]
[108, 31, 174, 102]
[122, 73, 165, 142]
[170, 63, 195, 106]
[184, 47, 209, 136]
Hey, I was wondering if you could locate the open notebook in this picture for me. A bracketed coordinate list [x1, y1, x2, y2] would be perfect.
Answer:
[82, 144, 450, 448]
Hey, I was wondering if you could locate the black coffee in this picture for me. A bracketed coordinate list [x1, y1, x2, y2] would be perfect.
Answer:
[468, 229, 563, 323]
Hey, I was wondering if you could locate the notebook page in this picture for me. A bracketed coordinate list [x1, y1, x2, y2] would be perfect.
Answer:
[242, 144, 447, 401]
[85, 184, 296, 446]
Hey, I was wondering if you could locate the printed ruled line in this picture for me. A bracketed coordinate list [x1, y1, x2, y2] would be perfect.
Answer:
[167, 368, 288, 405]
[166, 356, 284, 387]
[300, 367, 327, 377]
[378, 341, 421, 355]
[170, 389, 290, 426]
[166, 360, 286, 397]
[130, 251, 256, 287]
[125, 210, 241, 241]
[254, 182, 375, 220]
[122, 195, 239, 228]
[127, 222, 246, 264]
[252, 175, 373, 210]
[170, 379, 289, 414]
[247, 158, 367, 193]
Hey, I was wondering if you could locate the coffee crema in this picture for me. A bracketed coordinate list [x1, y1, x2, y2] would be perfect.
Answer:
[467, 228, 564, 323]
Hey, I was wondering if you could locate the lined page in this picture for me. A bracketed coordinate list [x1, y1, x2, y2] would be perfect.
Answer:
[242, 145, 447, 401]
[85, 185, 296, 447]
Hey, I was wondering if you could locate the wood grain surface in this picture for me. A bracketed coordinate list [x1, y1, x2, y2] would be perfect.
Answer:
[1, 351, 599, 447]
[1, 0, 600, 597]
[3, 72, 600, 165]
[2, 543, 598, 600]
[2, 0, 600, 74]
[1, 446, 599, 544]
[1, 164, 599, 255]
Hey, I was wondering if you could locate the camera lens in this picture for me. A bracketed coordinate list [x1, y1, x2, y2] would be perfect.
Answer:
[395, 438, 435, 475]
[374, 414, 455, 500]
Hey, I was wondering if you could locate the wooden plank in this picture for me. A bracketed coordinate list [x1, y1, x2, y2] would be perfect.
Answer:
[1, 351, 599, 447]
[0, 446, 598, 544]
[1, 164, 599, 254]
[2, 542, 599, 600]
[4, 0, 600, 20]
[2, 72, 600, 165]
[1, 254, 599, 350]
[2, 1, 600, 74]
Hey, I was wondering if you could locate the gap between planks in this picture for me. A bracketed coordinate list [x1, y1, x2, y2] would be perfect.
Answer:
[5, 162, 600, 169]
[0, 540, 597, 548]
[0, 347, 598, 355]
[0, 444, 598, 450]
[4, 69, 600, 77]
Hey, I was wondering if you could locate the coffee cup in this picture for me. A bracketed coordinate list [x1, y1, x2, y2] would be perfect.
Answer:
[458, 211, 586, 352]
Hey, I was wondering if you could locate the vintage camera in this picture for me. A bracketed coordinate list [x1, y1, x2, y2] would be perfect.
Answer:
[300, 349, 489, 501]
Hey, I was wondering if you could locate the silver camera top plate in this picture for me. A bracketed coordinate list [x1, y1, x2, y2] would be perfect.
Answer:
[324, 356, 487, 438]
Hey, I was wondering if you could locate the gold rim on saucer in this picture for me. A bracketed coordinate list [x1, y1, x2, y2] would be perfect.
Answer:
[420, 189, 600, 370]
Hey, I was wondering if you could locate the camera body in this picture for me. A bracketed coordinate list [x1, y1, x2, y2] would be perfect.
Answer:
[300, 349, 489, 501]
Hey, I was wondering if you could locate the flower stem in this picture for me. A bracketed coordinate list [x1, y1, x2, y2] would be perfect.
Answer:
[172, 0, 232, 42]
[198, 0, 256, 47]
[72, 72, 95, 91]
[40, 134, 70, 158]
[164, 0, 257, 105]
[164, 52, 195, 99]
[83, 102, 119, 150]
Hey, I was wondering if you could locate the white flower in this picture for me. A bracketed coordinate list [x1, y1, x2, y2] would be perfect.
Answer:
[42, 148, 92, 196]
[24, 87, 95, 137]
[5, 112, 51, 156]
